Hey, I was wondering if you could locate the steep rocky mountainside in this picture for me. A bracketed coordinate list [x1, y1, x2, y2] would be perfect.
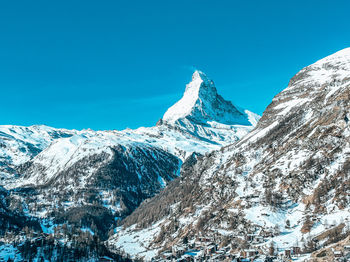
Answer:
[110, 48, 350, 261]
[0, 71, 258, 260]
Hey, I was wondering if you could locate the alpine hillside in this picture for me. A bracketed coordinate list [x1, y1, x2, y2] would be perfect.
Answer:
[110, 48, 350, 261]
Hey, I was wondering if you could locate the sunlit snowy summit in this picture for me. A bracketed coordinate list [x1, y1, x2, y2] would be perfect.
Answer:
[158, 70, 259, 150]
[163, 70, 257, 126]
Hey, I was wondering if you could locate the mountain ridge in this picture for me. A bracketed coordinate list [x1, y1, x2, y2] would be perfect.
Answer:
[110, 48, 350, 261]
[0, 70, 258, 260]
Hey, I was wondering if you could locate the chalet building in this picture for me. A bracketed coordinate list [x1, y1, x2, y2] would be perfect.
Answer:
[196, 236, 214, 243]
[246, 234, 255, 242]
[183, 254, 194, 261]
[333, 250, 343, 258]
[161, 252, 173, 260]
[284, 249, 291, 258]
[252, 236, 264, 244]
[205, 244, 216, 255]
[211, 253, 228, 260]
[241, 249, 259, 258]
[172, 245, 185, 257]
[260, 230, 274, 238]
[292, 246, 301, 255]
[187, 242, 195, 249]
[194, 241, 202, 249]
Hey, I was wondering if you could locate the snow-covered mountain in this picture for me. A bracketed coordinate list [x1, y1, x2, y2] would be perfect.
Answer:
[1, 71, 258, 189]
[163, 70, 256, 126]
[0, 125, 74, 181]
[0, 70, 257, 250]
[161, 70, 259, 145]
[110, 48, 350, 261]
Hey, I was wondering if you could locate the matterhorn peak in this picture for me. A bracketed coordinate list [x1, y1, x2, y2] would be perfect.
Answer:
[185, 70, 219, 103]
[162, 70, 258, 127]
[191, 70, 210, 82]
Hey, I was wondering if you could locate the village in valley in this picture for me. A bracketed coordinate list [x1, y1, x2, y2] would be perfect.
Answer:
[111, 185, 350, 262]
[127, 210, 350, 262]
[152, 232, 350, 261]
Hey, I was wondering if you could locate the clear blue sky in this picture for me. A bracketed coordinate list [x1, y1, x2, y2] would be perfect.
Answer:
[1, 0, 350, 130]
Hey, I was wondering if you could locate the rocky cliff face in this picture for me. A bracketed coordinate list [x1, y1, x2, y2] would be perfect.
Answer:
[110, 48, 350, 261]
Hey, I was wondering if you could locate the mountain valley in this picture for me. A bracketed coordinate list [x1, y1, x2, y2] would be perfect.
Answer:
[0, 49, 350, 262]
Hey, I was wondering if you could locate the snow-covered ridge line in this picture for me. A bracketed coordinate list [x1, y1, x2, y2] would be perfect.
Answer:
[1, 70, 258, 173]
[1, 70, 258, 196]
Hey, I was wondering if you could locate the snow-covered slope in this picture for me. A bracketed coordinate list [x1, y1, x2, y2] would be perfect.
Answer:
[110, 48, 350, 261]
[0, 125, 73, 166]
[0, 125, 74, 180]
[0, 70, 258, 240]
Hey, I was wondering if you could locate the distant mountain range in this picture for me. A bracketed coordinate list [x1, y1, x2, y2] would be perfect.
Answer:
[0, 70, 258, 261]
